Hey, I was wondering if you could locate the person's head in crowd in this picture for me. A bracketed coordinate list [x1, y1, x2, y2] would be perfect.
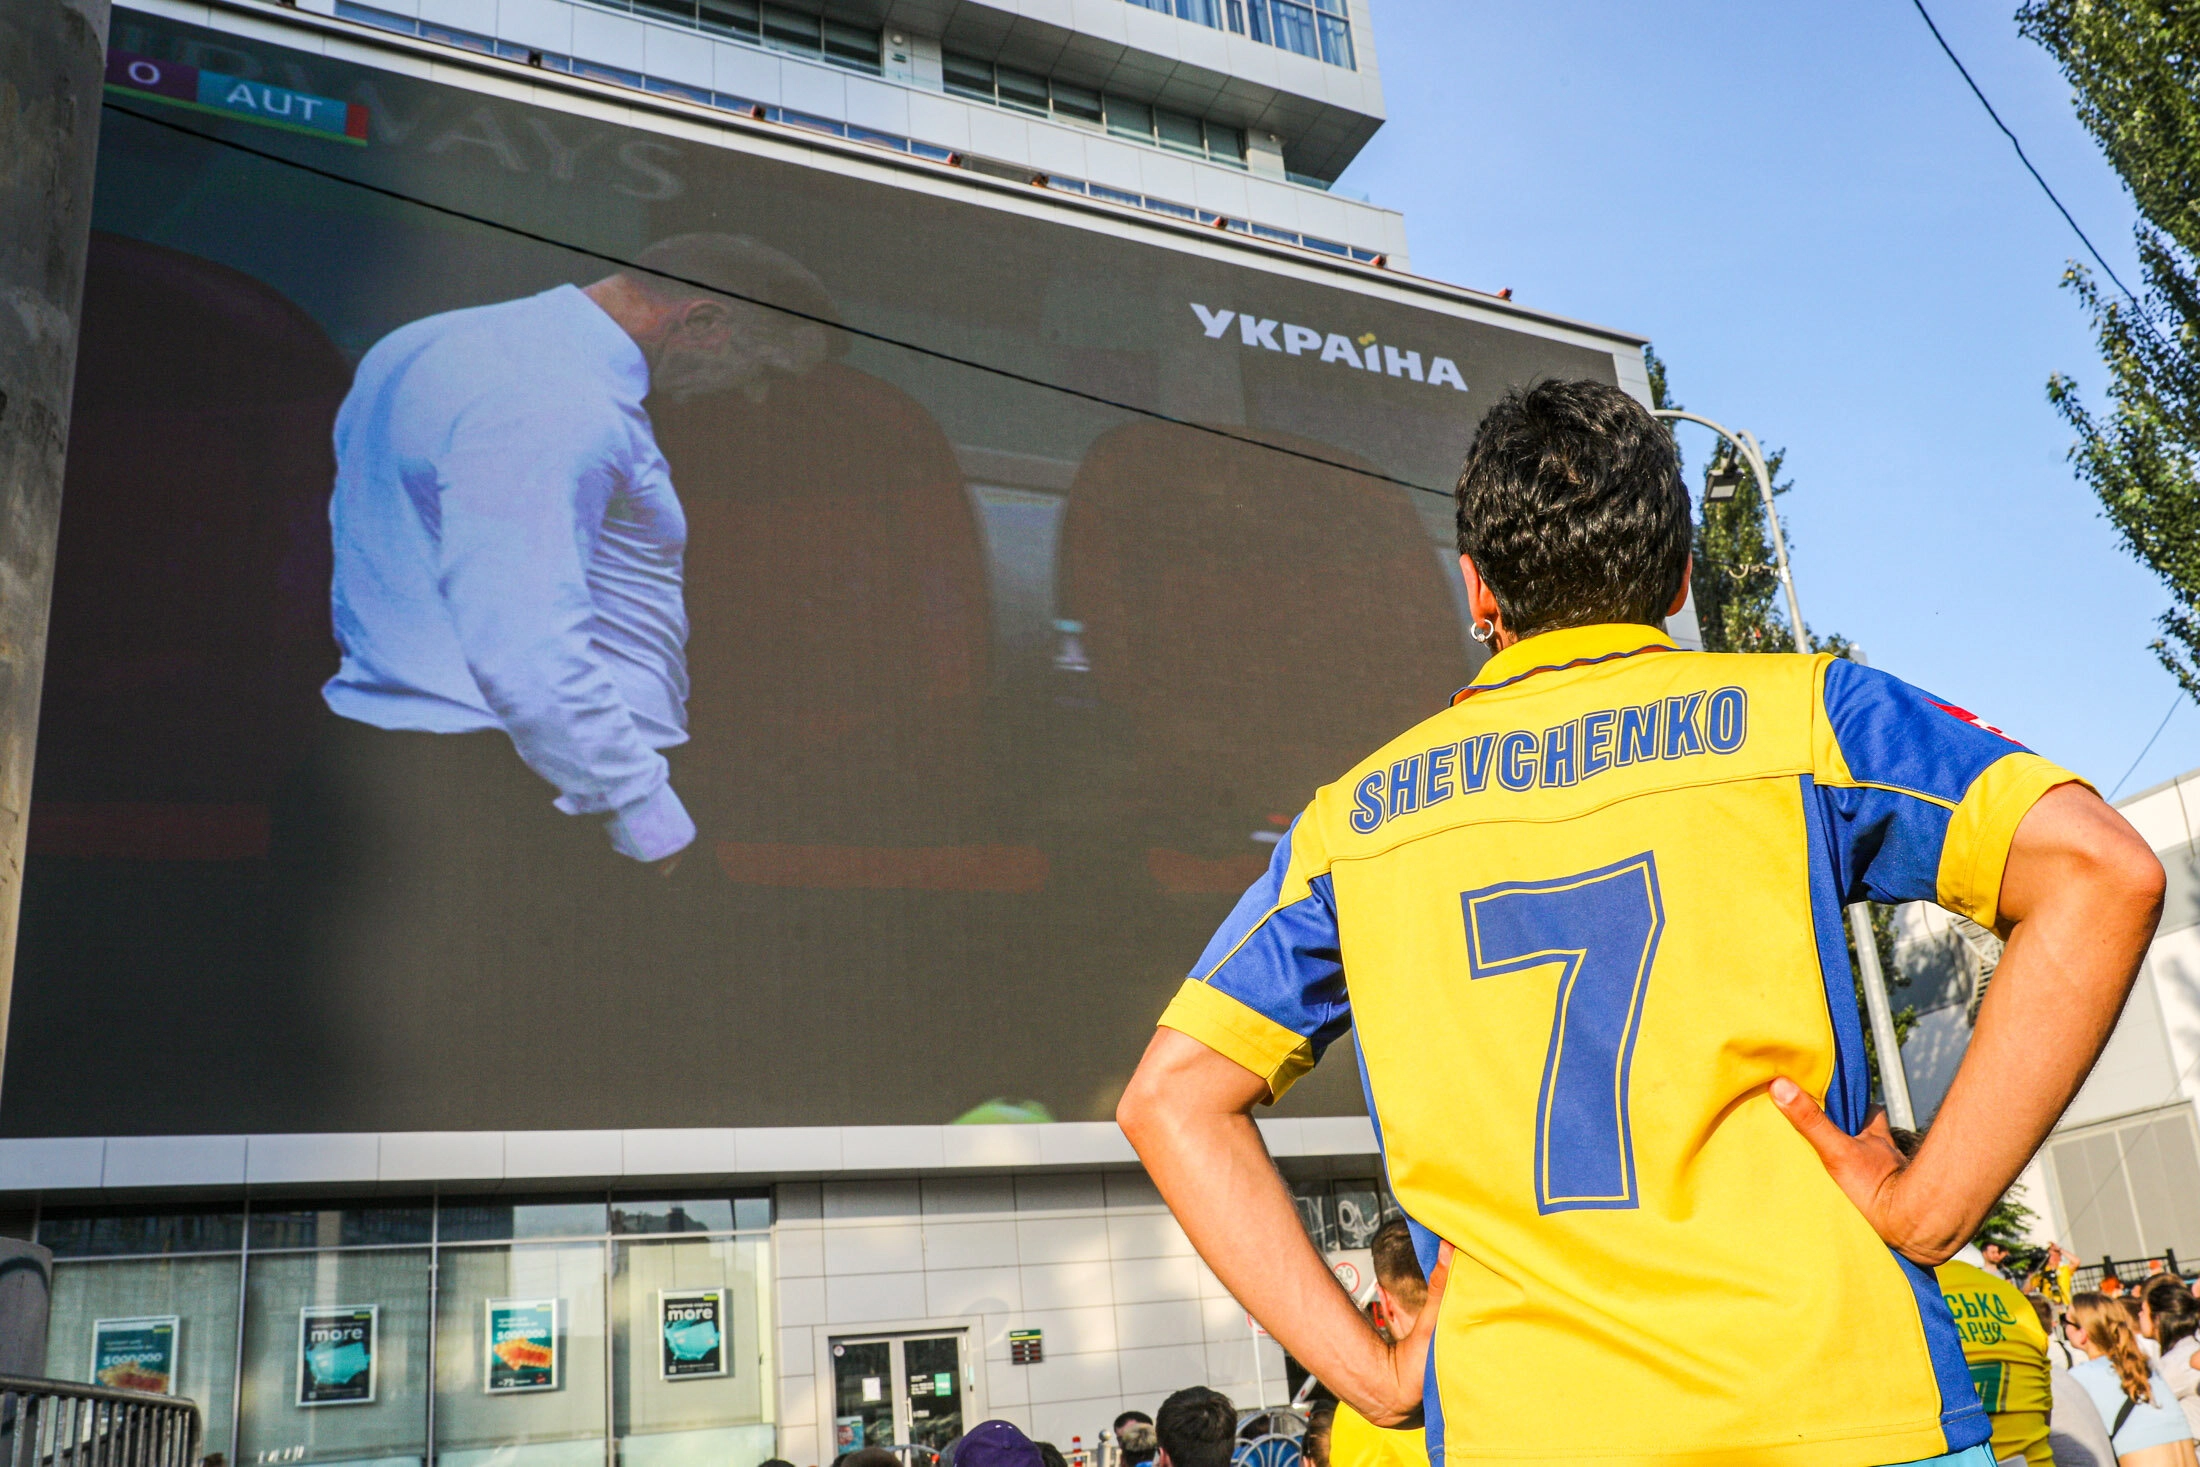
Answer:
[1035, 1442, 1067, 1467]
[837, 1450, 901, 1467]
[2066, 1293, 2158, 1404]
[1983, 1242, 2011, 1270]
[2027, 1293, 2054, 1333]
[2144, 1276, 2200, 1351]
[758, 1460, 795, 1467]
[587, 233, 836, 404]
[953, 1421, 1043, 1467]
[2117, 1294, 2146, 1339]
[1370, 1218, 1430, 1339]
[2102, 1272, 2126, 1298]
[1155, 1386, 1237, 1467]
[1301, 1400, 1335, 1467]
[1113, 1412, 1157, 1467]
[1452, 379, 1690, 648]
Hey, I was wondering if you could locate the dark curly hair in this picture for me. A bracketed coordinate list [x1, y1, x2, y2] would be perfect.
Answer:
[1454, 378, 1689, 637]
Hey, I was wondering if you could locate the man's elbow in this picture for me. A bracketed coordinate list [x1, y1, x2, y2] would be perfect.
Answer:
[2089, 810, 2167, 925]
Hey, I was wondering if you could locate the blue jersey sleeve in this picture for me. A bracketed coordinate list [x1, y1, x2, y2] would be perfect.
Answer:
[1156, 810, 1350, 1100]
[1814, 658, 2086, 926]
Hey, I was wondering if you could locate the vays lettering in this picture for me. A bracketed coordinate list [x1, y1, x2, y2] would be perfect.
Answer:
[1350, 688, 1749, 834]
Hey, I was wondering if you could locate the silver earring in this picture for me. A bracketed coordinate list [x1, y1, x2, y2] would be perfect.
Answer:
[1471, 618, 1495, 643]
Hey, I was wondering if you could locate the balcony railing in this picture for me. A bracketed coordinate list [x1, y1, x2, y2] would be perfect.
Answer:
[0, 1376, 202, 1467]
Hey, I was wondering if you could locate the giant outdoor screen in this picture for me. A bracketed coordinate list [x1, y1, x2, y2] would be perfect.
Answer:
[5, 8, 1633, 1135]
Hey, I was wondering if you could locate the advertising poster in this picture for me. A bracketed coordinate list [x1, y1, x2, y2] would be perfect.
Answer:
[659, 1289, 727, 1380]
[297, 1305, 376, 1406]
[485, 1298, 560, 1393]
[90, 1315, 178, 1394]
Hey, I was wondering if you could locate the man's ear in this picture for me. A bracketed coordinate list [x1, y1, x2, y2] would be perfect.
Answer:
[678, 298, 733, 338]
[1666, 555, 1693, 619]
[1154, 1451, 1171, 1467]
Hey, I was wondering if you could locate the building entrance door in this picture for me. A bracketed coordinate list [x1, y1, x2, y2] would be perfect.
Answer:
[830, 1331, 969, 1451]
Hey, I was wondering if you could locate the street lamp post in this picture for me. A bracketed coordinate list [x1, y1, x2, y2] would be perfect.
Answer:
[1651, 408, 1917, 1131]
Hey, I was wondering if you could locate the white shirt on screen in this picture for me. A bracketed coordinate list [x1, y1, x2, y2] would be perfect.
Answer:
[324, 283, 694, 861]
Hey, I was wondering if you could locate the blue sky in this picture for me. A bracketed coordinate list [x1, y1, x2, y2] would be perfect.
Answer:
[1337, 0, 2194, 798]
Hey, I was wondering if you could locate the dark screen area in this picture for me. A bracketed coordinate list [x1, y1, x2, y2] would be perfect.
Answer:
[4, 10, 1623, 1135]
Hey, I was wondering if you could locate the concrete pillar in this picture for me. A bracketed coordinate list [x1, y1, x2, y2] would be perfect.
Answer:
[0, 1239, 51, 1378]
[0, 0, 111, 1101]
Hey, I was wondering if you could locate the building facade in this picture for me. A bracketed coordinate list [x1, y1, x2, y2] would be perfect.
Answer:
[1, 0, 1660, 1461]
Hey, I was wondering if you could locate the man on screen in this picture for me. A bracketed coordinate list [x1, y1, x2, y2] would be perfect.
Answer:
[322, 233, 832, 864]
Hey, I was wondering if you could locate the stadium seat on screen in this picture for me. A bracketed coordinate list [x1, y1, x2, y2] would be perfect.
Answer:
[652, 362, 1029, 889]
[1058, 420, 1471, 895]
[30, 232, 350, 860]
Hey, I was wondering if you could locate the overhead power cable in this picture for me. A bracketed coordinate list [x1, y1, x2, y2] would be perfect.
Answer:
[103, 100, 1451, 500]
[1905, 0, 2153, 321]
[2108, 690, 2185, 801]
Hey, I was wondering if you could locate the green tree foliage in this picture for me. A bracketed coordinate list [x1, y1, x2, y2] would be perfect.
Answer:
[1645, 348, 1915, 1091]
[2018, 1, 2200, 698]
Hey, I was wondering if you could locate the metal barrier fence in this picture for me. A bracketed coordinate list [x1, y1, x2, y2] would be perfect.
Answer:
[0, 1377, 201, 1467]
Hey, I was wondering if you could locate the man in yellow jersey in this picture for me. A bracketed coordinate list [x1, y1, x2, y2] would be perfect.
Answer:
[1117, 379, 2166, 1467]
[1332, 1221, 1429, 1467]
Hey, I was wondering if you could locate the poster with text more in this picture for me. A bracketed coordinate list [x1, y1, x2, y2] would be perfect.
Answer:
[297, 1306, 376, 1406]
[91, 1316, 178, 1394]
[658, 1289, 727, 1380]
[485, 1298, 561, 1393]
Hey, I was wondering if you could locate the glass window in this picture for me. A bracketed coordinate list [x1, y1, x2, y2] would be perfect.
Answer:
[437, 1244, 608, 1467]
[697, 0, 759, 37]
[1246, 0, 1272, 43]
[1126, 0, 1171, 11]
[1050, 80, 1103, 125]
[1204, 123, 1245, 164]
[1225, 0, 1245, 32]
[49, 1255, 243, 1457]
[942, 51, 994, 101]
[41, 1206, 244, 1258]
[822, 19, 880, 72]
[249, 1204, 434, 1251]
[440, 1198, 611, 1243]
[760, 3, 821, 56]
[995, 65, 1050, 115]
[632, 0, 699, 26]
[611, 1195, 771, 1235]
[1316, 11, 1353, 68]
[1267, 0, 1319, 57]
[1105, 97, 1154, 142]
[1155, 109, 1205, 156]
[611, 1236, 774, 1467]
[237, 1248, 431, 1467]
[1174, 0, 1221, 26]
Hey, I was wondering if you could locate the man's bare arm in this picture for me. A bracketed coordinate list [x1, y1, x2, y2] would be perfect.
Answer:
[1774, 781, 2165, 1264]
[1116, 1027, 1446, 1425]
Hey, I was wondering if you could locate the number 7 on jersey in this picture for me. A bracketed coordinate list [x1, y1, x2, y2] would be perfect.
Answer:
[1462, 853, 1665, 1214]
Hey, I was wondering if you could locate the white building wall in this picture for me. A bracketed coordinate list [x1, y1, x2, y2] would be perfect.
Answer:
[772, 1171, 1287, 1464]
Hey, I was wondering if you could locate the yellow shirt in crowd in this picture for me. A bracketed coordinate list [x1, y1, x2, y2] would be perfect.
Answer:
[1936, 1257, 2052, 1467]
[1329, 1401, 1427, 1467]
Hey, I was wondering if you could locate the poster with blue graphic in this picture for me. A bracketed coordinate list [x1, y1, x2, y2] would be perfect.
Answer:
[659, 1289, 727, 1380]
[297, 1305, 377, 1406]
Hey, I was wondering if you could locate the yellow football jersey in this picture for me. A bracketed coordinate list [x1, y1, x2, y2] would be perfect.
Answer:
[1160, 624, 2082, 1466]
[1331, 1400, 1428, 1467]
[1936, 1259, 2052, 1467]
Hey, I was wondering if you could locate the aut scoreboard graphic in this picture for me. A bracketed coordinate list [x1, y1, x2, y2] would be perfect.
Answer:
[104, 50, 368, 143]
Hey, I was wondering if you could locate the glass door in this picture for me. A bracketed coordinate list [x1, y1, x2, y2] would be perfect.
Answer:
[901, 1336, 963, 1449]
[829, 1333, 968, 1451]
[831, 1340, 894, 1451]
